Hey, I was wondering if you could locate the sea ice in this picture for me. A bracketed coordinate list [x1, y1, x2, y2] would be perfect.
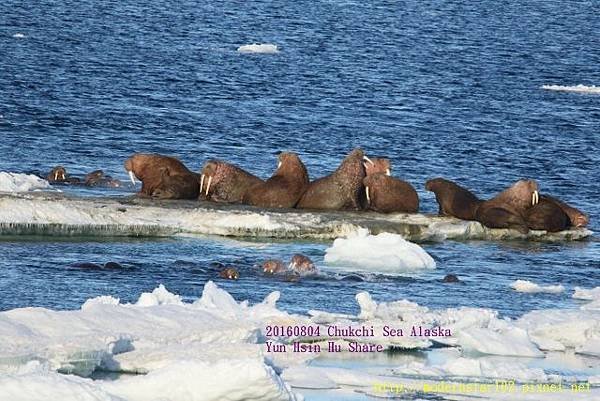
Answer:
[0, 172, 51, 192]
[511, 280, 565, 294]
[237, 43, 280, 54]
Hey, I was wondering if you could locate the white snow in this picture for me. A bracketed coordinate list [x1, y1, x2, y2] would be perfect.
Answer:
[237, 43, 279, 54]
[324, 228, 436, 273]
[573, 286, 600, 301]
[0, 172, 51, 192]
[542, 84, 600, 94]
[511, 280, 565, 294]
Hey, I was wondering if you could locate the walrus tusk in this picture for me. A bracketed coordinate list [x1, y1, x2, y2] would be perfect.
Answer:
[54, 171, 59, 181]
[200, 174, 205, 192]
[365, 186, 371, 204]
[205, 176, 212, 196]
[386, 169, 391, 176]
[277, 161, 282, 169]
[128, 171, 136, 186]
[363, 156, 374, 165]
[531, 190, 539, 206]
[61, 172, 65, 180]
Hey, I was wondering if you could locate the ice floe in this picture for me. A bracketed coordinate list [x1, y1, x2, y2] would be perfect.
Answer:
[542, 84, 600, 94]
[324, 228, 436, 273]
[0, 192, 591, 242]
[511, 280, 565, 294]
[1, 283, 600, 400]
[0, 172, 51, 193]
[237, 43, 279, 54]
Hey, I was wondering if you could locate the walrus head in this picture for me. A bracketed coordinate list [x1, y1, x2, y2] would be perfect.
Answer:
[288, 254, 316, 274]
[363, 158, 391, 176]
[425, 177, 450, 193]
[200, 160, 219, 197]
[219, 267, 239, 280]
[124, 155, 142, 185]
[47, 166, 67, 182]
[275, 152, 309, 184]
[263, 259, 286, 274]
[495, 179, 540, 212]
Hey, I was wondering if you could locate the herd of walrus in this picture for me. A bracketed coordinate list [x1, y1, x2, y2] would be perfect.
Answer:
[44, 148, 589, 235]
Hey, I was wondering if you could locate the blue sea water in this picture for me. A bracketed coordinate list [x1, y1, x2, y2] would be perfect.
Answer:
[0, 0, 599, 319]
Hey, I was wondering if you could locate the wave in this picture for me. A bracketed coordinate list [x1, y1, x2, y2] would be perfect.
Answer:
[237, 43, 279, 54]
[541, 84, 600, 94]
[0, 193, 591, 242]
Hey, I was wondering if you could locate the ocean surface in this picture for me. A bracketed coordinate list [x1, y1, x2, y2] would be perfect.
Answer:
[0, 0, 599, 320]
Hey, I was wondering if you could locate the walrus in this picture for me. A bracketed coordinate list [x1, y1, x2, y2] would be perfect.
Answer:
[296, 148, 367, 211]
[425, 178, 482, 220]
[475, 179, 539, 234]
[525, 195, 588, 232]
[84, 170, 121, 188]
[363, 173, 419, 213]
[200, 160, 263, 203]
[124, 153, 199, 199]
[262, 259, 287, 275]
[47, 166, 81, 184]
[219, 267, 240, 280]
[288, 254, 318, 275]
[151, 166, 201, 199]
[364, 158, 391, 177]
[442, 274, 460, 283]
[243, 152, 309, 208]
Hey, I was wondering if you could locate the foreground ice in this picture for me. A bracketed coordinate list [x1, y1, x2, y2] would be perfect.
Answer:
[237, 43, 279, 54]
[0, 192, 591, 242]
[542, 84, 600, 94]
[1, 282, 599, 400]
[324, 228, 436, 273]
[511, 280, 565, 294]
[0, 172, 51, 192]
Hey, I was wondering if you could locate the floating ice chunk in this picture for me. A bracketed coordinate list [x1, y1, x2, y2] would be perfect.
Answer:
[324, 228, 436, 273]
[573, 286, 600, 301]
[542, 84, 600, 94]
[0, 172, 51, 192]
[135, 284, 183, 306]
[13, 33, 26, 39]
[511, 280, 565, 294]
[237, 43, 279, 54]
[457, 327, 543, 357]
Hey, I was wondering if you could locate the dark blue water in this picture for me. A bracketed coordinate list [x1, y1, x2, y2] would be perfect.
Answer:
[0, 0, 599, 316]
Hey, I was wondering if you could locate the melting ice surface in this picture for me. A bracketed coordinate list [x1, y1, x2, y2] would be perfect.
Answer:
[1, 282, 600, 401]
[0, 172, 51, 193]
[511, 280, 565, 294]
[324, 228, 436, 273]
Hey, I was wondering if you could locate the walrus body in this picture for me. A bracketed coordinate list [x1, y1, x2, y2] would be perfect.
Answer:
[425, 178, 481, 220]
[541, 195, 589, 228]
[363, 174, 419, 213]
[124, 153, 199, 199]
[296, 148, 366, 211]
[200, 160, 263, 203]
[475, 180, 539, 233]
[525, 198, 569, 232]
[243, 152, 309, 208]
[84, 170, 121, 188]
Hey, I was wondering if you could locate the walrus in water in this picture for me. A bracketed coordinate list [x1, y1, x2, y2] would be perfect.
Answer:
[124, 153, 199, 199]
[84, 170, 121, 188]
[525, 195, 589, 232]
[262, 259, 287, 275]
[219, 267, 240, 280]
[151, 166, 201, 199]
[363, 173, 419, 213]
[243, 152, 309, 208]
[47, 166, 81, 184]
[425, 178, 482, 220]
[288, 254, 318, 275]
[199, 160, 263, 203]
[475, 179, 539, 233]
[296, 148, 367, 211]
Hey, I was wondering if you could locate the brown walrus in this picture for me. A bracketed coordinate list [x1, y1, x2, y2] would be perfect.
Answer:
[262, 259, 287, 274]
[475, 179, 539, 234]
[363, 173, 419, 213]
[364, 158, 391, 177]
[289, 254, 318, 275]
[151, 166, 201, 199]
[525, 195, 588, 231]
[243, 152, 309, 208]
[425, 178, 482, 220]
[296, 148, 366, 211]
[219, 267, 240, 280]
[124, 153, 199, 199]
[84, 170, 121, 188]
[47, 166, 81, 184]
[199, 160, 263, 203]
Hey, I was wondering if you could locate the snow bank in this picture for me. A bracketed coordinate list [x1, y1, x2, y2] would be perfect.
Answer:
[324, 228, 436, 273]
[511, 280, 565, 294]
[0, 172, 51, 192]
[237, 43, 279, 54]
[542, 84, 600, 94]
